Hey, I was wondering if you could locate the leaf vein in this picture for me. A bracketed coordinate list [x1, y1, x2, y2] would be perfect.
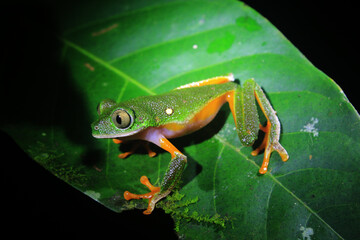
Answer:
[213, 144, 226, 214]
[105, 139, 114, 191]
[61, 38, 155, 95]
[215, 134, 344, 239]
[116, 80, 129, 102]
[150, 53, 302, 91]
[275, 167, 358, 178]
[108, 23, 235, 64]
[264, 182, 276, 240]
[63, 0, 186, 36]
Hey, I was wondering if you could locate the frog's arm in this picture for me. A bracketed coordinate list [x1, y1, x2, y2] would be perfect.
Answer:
[229, 79, 289, 174]
[112, 139, 156, 158]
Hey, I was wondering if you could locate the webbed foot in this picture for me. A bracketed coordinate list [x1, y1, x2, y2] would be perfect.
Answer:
[124, 176, 162, 215]
[123, 137, 187, 215]
[251, 122, 289, 174]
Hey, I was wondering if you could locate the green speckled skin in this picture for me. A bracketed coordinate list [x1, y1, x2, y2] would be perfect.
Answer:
[92, 82, 237, 138]
[121, 82, 235, 124]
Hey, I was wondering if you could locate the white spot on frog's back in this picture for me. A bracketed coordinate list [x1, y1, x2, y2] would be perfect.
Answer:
[300, 117, 319, 137]
[165, 107, 174, 115]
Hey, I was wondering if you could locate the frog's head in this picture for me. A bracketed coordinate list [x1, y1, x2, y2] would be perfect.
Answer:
[91, 99, 145, 139]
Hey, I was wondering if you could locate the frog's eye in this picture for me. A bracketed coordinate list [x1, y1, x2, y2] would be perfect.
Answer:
[111, 109, 133, 129]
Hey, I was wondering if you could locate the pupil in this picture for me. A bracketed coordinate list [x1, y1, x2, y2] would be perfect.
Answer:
[116, 115, 122, 125]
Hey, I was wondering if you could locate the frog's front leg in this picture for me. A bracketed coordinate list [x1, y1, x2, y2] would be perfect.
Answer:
[124, 131, 187, 215]
[228, 79, 289, 174]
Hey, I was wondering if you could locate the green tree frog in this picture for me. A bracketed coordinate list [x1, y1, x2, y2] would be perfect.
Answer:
[91, 74, 289, 214]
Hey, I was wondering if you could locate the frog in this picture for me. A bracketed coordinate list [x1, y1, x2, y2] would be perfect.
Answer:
[91, 74, 289, 215]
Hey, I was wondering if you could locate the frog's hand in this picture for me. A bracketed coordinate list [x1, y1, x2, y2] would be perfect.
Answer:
[112, 139, 156, 158]
[229, 79, 289, 174]
[124, 135, 186, 215]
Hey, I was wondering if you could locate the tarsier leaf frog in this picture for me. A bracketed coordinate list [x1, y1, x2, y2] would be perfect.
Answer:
[91, 74, 289, 214]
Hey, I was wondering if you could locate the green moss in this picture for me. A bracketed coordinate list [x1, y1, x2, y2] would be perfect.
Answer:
[158, 191, 228, 232]
[50, 163, 88, 187]
[27, 141, 88, 187]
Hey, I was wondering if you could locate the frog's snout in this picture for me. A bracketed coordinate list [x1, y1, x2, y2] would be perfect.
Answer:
[91, 121, 101, 138]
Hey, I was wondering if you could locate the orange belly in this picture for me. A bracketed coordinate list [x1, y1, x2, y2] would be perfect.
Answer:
[159, 90, 234, 139]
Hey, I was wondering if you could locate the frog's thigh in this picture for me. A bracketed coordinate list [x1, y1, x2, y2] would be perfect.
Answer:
[226, 81, 260, 146]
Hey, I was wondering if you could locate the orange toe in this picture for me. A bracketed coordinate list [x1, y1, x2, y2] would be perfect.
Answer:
[124, 176, 161, 215]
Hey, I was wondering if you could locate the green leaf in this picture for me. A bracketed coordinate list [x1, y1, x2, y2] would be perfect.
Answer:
[2, 0, 359, 239]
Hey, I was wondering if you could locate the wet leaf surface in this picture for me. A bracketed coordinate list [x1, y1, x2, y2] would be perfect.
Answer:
[1, 1, 359, 239]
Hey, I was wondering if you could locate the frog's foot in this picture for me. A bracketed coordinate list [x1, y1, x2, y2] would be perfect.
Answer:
[144, 142, 157, 158]
[113, 139, 133, 158]
[112, 138, 123, 144]
[118, 143, 139, 159]
[124, 176, 164, 215]
[251, 122, 289, 174]
[113, 140, 157, 159]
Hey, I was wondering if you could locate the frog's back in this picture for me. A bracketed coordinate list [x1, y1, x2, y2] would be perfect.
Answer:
[121, 82, 237, 126]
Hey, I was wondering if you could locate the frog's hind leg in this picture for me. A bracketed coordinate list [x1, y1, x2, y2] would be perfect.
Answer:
[227, 79, 289, 174]
[251, 81, 289, 173]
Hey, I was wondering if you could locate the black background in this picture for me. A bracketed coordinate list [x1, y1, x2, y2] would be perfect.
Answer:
[1, 1, 357, 238]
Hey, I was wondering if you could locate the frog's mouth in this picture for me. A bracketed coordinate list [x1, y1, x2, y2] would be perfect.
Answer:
[92, 126, 145, 139]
